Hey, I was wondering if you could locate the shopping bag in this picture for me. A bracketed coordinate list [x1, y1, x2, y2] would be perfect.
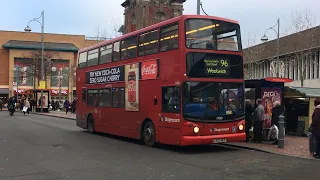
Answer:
[22, 106, 28, 112]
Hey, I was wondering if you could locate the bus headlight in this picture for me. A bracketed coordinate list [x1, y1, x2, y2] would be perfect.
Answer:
[193, 126, 200, 133]
[239, 124, 244, 131]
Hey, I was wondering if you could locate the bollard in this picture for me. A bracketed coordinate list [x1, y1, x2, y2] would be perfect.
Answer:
[278, 114, 285, 148]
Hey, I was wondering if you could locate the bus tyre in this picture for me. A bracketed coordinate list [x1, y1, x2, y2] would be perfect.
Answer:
[143, 121, 156, 147]
[87, 115, 95, 134]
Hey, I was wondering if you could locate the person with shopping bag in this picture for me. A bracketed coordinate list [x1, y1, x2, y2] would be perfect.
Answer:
[270, 101, 283, 145]
[23, 98, 31, 115]
[310, 98, 320, 159]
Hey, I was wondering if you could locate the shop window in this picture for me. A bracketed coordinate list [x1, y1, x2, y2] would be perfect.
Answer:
[121, 36, 137, 60]
[99, 89, 112, 107]
[139, 30, 159, 56]
[78, 52, 87, 68]
[160, 23, 179, 52]
[87, 89, 99, 106]
[100, 44, 112, 64]
[87, 49, 99, 66]
[162, 86, 180, 112]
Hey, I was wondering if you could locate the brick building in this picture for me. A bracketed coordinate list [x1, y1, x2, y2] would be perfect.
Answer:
[121, 0, 186, 34]
[0, 30, 99, 102]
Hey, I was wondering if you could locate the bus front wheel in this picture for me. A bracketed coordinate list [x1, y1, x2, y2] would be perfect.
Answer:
[87, 115, 95, 134]
[143, 121, 156, 147]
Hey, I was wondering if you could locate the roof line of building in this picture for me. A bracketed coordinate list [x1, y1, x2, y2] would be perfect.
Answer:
[0, 30, 86, 37]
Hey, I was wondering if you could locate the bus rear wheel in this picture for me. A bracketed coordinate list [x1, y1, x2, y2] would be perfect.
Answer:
[87, 115, 95, 134]
[143, 121, 156, 147]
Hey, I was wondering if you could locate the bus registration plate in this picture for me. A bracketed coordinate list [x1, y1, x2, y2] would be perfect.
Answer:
[213, 138, 227, 143]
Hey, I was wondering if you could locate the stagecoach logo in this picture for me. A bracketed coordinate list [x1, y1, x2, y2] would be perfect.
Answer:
[140, 60, 158, 80]
[210, 128, 229, 133]
[161, 116, 180, 123]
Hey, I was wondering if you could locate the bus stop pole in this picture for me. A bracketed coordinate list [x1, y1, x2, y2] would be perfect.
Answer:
[278, 114, 285, 148]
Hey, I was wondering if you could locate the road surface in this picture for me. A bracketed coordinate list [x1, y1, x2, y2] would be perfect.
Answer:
[0, 112, 319, 180]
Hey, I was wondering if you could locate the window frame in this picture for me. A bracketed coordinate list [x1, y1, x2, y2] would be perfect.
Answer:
[87, 48, 99, 67]
[159, 22, 179, 53]
[113, 41, 121, 62]
[138, 29, 159, 56]
[99, 44, 113, 64]
[87, 89, 99, 107]
[184, 18, 242, 52]
[78, 51, 88, 68]
[162, 86, 181, 113]
[120, 36, 138, 60]
[82, 89, 86, 103]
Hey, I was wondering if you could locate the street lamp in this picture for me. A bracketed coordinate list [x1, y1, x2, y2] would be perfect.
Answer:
[24, 11, 45, 112]
[51, 67, 64, 110]
[13, 67, 24, 99]
[261, 18, 280, 77]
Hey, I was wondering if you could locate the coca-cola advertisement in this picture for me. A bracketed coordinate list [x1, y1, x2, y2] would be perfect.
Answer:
[125, 63, 139, 111]
[261, 88, 282, 128]
[140, 60, 159, 80]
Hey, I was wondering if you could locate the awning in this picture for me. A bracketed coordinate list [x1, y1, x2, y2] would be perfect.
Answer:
[285, 86, 320, 97]
[2, 40, 79, 52]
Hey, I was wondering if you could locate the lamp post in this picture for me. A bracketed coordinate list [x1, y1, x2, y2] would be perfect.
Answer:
[261, 18, 280, 77]
[24, 11, 45, 112]
[51, 67, 64, 111]
[197, 0, 201, 15]
[13, 67, 23, 99]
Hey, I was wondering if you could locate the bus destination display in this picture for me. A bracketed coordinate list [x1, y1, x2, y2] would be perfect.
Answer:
[204, 59, 230, 76]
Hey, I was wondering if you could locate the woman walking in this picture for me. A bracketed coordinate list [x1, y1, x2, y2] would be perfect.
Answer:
[23, 98, 31, 115]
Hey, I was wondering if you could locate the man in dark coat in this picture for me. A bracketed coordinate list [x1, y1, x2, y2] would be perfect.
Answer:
[253, 99, 264, 143]
[271, 101, 283, 144]
[245, 99, 255, 142]
[310, 98, 320, 159]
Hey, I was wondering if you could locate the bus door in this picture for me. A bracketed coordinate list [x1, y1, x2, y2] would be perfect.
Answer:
[79, 88, 87, 127]
[159, 86, 181, 145]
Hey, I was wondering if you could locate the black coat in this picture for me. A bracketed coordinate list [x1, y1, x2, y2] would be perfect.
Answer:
[271, 105, 283, 127]
[245, 103, 255, 126]
[311, 105, 320, 138]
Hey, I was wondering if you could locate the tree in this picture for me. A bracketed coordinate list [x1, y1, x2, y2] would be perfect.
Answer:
[22, 50, 61, 89]
[281, 9, 318, 87]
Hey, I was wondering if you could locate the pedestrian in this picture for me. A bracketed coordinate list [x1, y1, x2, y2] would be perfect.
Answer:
[245, 99, 255, 142]
[310, 98, 320, 159]
[253, 98, 265, 143]
[271, 101, 282, 145]
[71, 99, 76, 114]
[8, 96, 16, 116]
[23, 98, 31, 115]
[64, 99, 70, 114]
[0, 98, 3, 112]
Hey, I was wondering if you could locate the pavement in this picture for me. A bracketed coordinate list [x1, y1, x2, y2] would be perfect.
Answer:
[0, 112, 319, 180]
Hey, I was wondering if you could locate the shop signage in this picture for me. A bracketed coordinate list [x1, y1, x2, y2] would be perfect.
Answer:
[51, 90, 68, 95]
[86, 66, 125, 84]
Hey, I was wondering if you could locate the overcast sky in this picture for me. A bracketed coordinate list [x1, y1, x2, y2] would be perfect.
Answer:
[0, 0, 319, 47]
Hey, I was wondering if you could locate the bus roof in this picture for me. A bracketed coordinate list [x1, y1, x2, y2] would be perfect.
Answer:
[79, 14, 240, 53]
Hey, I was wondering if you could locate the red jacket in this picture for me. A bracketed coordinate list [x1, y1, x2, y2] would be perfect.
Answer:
[311, 105, 320, 138]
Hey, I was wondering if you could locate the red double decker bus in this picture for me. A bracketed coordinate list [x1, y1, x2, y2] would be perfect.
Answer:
[76, 15, 245, 146]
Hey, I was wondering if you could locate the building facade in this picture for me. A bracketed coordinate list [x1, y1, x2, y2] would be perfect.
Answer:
[244, 26, 320, 88]
[121, 0, 186, 34]
[0, 30, 99, 102]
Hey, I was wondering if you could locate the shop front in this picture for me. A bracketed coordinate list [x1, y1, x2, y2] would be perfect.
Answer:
[50, 89, 69, 101]
[284, 87, 320, 136]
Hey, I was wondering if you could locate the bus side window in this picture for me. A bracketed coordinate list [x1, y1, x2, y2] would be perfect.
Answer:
[160, 23, 179, 52]
[162, 86, 180, 112]
[82, 90, 86, 103]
